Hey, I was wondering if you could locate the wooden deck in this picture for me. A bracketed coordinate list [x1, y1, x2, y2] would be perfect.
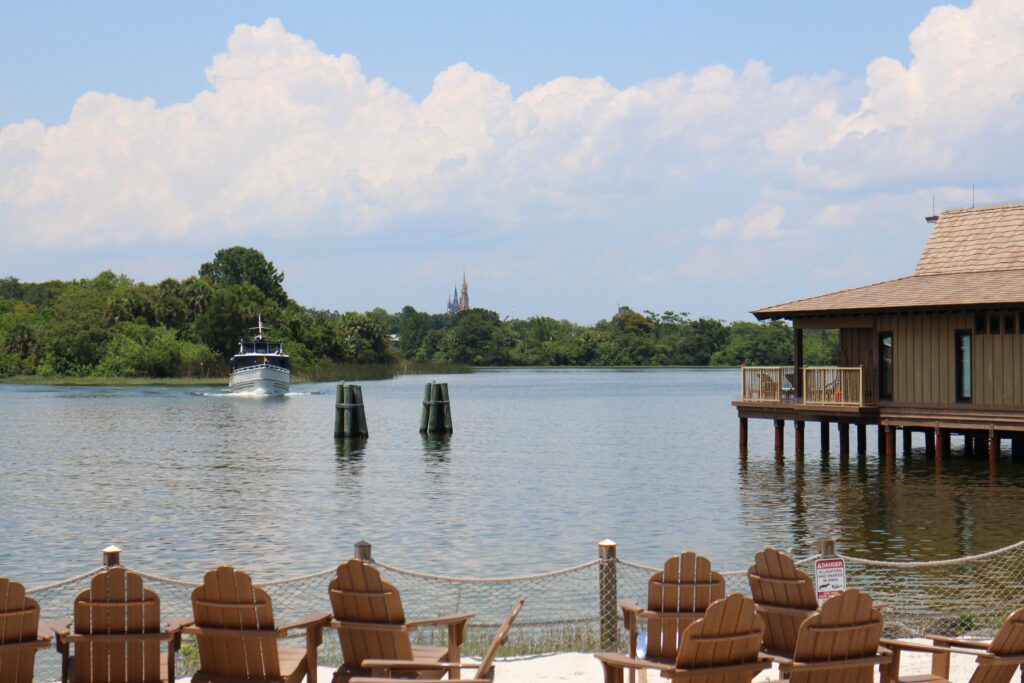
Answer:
[732, 400, 880, 423]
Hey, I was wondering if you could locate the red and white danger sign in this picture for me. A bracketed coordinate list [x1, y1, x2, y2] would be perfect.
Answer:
[814, 558, 847, 605]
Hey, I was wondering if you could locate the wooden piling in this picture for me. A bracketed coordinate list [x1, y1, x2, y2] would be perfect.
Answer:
[876, 425, 885, 456]
[335, 383, 369, 438]
[1013, 436, 1024, 461]
[856, 424, 867, 455]
[838, 422, 850, 456]
[598, 540, 618, 651]
[795, 421, 805, 458]
[354, 540, 372, 561]
[103, 545, 121, 567]
[774, 419, 785, 454]
[420, 382, 454, 434]
[989, 430, 999, 465]
[820, 420, 830, 453]
[964, 432, 974, 458]
[935, 428, 946, 460]
[902, 428, 913, 456]
[739, 417, 748, 451]
[885, 426, 896, 465]
[924, 428, 935, 459]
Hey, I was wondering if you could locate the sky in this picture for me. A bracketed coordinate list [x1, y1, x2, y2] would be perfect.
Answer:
[4, 0, 1023, 323]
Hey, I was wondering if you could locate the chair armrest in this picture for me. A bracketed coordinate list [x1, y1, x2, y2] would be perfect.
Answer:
[405, 612, 474, 630]
[277, 612, 331, 636]
[166, 616, 194, 632]
[361, 660, 478, 671]
[42, 620, 70, 639]
[927, 635, 991, 651]
[880, 639, 980, 657]
[594, 652, 669, 673]
[619, 600, 642, 615]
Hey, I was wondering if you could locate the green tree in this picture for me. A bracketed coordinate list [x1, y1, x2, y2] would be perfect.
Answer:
[199, 246, 288, 305]
[194, 284, 272, 356]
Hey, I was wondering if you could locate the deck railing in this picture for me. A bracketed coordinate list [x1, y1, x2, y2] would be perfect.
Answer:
[740, 366, 868, 407]
[740, 366, 797, 403]
[803, 366, 864, 406]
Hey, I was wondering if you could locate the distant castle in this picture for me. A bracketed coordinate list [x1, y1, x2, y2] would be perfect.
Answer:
[447, 272, 470, 316]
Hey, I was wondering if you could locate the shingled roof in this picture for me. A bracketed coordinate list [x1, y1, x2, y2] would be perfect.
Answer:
[754, 203, 1024, 319]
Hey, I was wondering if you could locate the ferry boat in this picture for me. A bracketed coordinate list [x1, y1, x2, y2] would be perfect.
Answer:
[229, 316, 290, 395]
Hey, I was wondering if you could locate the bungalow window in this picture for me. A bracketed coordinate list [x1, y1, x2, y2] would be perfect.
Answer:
[955, 330, 973, 403]
[989, 313, 1001, 335]
[975, 312, 986, 334]
[878, 332, 893, 401]
[1006, 313, 1017, 334]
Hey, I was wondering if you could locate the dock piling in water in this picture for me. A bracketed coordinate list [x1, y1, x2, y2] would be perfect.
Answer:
[420, 381, 454, 434]
[335, 383, 369, 438]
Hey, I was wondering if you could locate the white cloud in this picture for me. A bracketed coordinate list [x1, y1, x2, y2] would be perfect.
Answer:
[2, 1, 1024, 321]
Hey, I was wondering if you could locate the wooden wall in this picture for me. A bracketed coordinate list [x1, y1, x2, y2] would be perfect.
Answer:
[803, 311, 1024, 408]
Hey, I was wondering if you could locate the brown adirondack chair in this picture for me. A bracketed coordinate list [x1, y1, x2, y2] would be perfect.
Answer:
[0, 577, 54, 683]
[180, 566, 330, 683]
[349, 598, 525, 682]
[747, 547, 818, 658]
[596, 593, 770, 683]
[620, 552, 726, 668]
[770, 588, 891, 683]
[327, 559, 474, 682]
[881, 605, 1024, 683]
[52, 567, 180, 683]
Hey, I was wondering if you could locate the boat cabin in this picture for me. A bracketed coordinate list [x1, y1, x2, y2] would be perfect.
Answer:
[735, 203, 1024, 461]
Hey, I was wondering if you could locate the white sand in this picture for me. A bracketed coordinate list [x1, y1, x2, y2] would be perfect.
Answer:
[171, 641, 1018, 683]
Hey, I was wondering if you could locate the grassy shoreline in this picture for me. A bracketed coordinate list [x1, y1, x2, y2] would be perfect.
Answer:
[0, 375, 229, 386]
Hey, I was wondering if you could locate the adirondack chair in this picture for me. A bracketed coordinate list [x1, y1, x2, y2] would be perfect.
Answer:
[180, 566, 330, 683]
[596, 593, 771, 683]
[348, 598, 525, 682]
[770, 588, 891, 683]
[881, 606, 1024, 683]
[620, 552, 726, 667]
[52, 567, 180, 683]
[747, 547, 818, 658]
[327, 559, 474, 682]
[0, 577, 54, 683]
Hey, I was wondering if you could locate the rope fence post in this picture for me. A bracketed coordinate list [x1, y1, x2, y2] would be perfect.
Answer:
[354, 540, 372, 562]
[103, 545, 121, 567]
[598, 539, 618, 651]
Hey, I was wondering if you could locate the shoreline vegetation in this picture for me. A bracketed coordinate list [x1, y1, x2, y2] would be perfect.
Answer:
[0, 246, 838, 382]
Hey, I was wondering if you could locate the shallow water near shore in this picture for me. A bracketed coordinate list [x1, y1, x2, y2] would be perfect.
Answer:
[3, 367, 1024, 584]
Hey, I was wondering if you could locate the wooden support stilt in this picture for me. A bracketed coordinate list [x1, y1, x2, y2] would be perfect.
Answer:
[856, 424, 867, 455]
[989, 430, 999, 465]
[838, 422, 850, 456]
[934, 428, 946, 461]
[820, 420, 830, 453]
[924, 428, 935, 459]
[876, 425, 885, 456]
[739, 417, 748, 452]
[964, 432, 974, 458]
[1012, 436, 1024, 461]
[795, 421, 805, 458]
[885, 426, 896, 466]
[943, 429, 951, 458]
[902, 428, 913, 456]
[774, 419, 785, 454]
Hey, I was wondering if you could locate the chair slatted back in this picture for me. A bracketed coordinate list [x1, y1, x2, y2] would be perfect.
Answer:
[747, 547, 818, 656]
[646, 553, 725, 661]
[477, 598, 525, 678]
[191, 566, 280, 680]
[328, 560, 412, 670]
[73, 568, 161, 683]
[969, 607, 1024, 683]
[791, 589, 882, 683]
[0, 578, 41, 683]
[675, 594, 765, 683]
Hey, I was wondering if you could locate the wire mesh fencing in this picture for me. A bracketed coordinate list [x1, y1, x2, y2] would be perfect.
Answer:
[19, 538, 1024, 682]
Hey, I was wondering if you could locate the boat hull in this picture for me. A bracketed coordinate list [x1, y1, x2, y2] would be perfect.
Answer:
[229, 366, 290, 395]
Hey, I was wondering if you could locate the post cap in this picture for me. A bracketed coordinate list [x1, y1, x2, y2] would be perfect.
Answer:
[598, 539, 616, 547]
[103, 545, 122, 553]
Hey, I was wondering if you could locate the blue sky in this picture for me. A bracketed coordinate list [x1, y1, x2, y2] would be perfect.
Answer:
[6, 0, 1023, 323]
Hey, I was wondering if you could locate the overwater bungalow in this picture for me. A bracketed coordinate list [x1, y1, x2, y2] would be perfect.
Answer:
[735, 203, 1024, 462]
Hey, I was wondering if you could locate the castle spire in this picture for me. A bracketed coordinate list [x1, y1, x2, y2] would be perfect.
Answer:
[460, 268, 469, 311]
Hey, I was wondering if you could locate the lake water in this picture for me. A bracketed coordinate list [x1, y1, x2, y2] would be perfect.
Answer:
[3, 368, 1024, 585]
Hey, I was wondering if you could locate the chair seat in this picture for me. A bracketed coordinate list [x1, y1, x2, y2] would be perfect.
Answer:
[332, 645, 449, 682]
[68, 653, 172, 683]
[899, 676, 950, 683]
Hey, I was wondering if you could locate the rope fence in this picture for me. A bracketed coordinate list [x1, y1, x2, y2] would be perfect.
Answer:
[19, 538, 1024, 681]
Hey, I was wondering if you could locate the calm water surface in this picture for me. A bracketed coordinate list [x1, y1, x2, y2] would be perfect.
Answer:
[3, 368, 1024, 584]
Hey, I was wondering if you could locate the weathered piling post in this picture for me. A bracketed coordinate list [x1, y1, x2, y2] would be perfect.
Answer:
[795, 421, 805, 458]
[924, 428, 935, 458]
[103, 545, 121, 567]
[876, 425, 885, 456]
[820, 421, 830, 453]
[334, 384, 369, 438]
[1012, 435, 1024, 461]
[935, 428, 946, 460]
[838, 422, 850, 456]
[739, 417, 748, 452]
[989, 430, 999, 465]
[774, 420, 785, 455]
[354, 540, 372, 562]
[817, 538, 836, 558]
[420, 382, 454, 434]
[856, 424, 867, 455]
[902, 428, 913, 456]
[598, 540, 618, 651]
[885, 426, 896, 466]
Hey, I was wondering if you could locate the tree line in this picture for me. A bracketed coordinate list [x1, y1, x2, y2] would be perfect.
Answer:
[0, 246, 835, 378]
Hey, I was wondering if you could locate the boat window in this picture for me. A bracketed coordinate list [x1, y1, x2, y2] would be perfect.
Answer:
[955, 330, 972, 403]
[878, 332, 893, 401]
